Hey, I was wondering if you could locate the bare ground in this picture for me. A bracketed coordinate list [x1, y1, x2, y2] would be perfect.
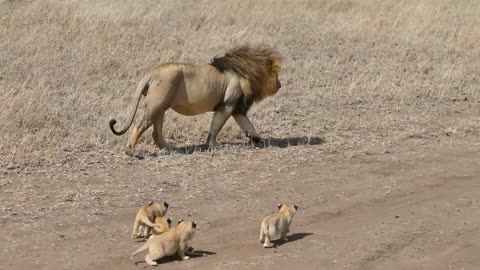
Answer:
[1, 135, 479, 270]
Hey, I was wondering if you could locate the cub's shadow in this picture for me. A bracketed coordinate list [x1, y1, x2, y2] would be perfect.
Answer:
[142, 136, 325, 157]
[273, 232, 314, 248]
[134, 249, 216, 267]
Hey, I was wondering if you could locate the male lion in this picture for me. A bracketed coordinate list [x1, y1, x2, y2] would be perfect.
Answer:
[109, 44, 283, 155]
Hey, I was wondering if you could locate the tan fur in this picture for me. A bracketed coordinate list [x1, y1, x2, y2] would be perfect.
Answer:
[109, 44, 283, 155]
[130, 220, 197, 266]
[259, 203, 298, 248]
[148, 216, 172, 238]
[131, 201, 169, 239]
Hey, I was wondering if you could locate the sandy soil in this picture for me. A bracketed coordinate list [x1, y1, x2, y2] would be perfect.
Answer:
[1, 136, 479, 270]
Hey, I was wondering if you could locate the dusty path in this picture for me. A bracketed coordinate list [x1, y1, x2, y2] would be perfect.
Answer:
[1, 137, 479, 270]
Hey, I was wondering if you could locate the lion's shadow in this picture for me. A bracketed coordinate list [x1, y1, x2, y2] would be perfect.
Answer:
[134, 249, 216, 267]
[272, 232, 314, 248]
[141, 136, 325, 157]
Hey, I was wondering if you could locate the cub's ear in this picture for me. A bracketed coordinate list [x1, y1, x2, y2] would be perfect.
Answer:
[148, 201, 154, 206]
[277, 204, 282, 210]
[294, 204, 298, 210]
[164, 202, 169, 208]
[192, 221, 197, 229]
[178, 219, 184, 225]
[167, 218, 172, 224]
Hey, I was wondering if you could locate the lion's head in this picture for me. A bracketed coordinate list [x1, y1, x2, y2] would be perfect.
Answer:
[176, 219, 197, 240]
[210, 44, 284, 103]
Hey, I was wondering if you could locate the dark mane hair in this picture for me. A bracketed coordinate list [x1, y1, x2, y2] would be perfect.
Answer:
[210, 44, 283, 102]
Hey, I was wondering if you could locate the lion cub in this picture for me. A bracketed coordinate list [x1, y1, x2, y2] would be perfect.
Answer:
[259, 203, 298, 248]
[130, 219, 197, 266]
[147, 217, 172, 238]
[131, 201, 169, 239]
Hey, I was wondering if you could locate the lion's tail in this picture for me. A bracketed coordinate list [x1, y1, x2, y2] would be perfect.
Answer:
[109, 76, 153, 136]
[130, 241, 150, 260]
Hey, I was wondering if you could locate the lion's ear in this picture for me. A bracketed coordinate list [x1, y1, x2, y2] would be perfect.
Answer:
[167, 218, 172, 224]
[277, 204, 282, 210]
[178, 219, 184, 225]
[271, 59, 283, 74]
[192, 221, 197, 229]
[294, 204, 298, 211]
[148, 201, 153, 206]
[164, 202, 169, 208]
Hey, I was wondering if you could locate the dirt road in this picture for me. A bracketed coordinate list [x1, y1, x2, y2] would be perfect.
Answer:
[1, 137, 479, 270]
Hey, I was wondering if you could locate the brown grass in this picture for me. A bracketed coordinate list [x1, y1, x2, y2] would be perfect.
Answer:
[0, 0, 479, 166]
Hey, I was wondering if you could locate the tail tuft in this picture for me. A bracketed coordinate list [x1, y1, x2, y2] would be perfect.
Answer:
[109, 119, 122, 135]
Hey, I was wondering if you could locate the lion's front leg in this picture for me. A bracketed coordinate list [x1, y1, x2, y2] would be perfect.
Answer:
[206, 80, 242, 149]
[206, 105, 235, 149]
[232, 114, 262, 144]
[177, 244, 190, 260]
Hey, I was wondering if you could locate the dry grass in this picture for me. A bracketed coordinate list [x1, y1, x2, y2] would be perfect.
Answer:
[0, 0, 479, 166]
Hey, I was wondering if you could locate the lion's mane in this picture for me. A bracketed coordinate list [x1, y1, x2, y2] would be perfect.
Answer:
[210, 44, 283, 102]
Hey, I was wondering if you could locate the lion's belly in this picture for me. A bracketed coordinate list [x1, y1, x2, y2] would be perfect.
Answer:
[171, 86, 225, 116]
[171, 104, 213, 116]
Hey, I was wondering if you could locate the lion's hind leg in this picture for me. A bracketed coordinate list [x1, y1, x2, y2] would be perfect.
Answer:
[127, 111, 153, 155]
[259, 227, 266, 243]
[262, 221, 275, 248]
[152, 111, 168, 151]
[263, 235, 274, 248]
[145, 247, 164, 266]
[145, 254, 158, 266]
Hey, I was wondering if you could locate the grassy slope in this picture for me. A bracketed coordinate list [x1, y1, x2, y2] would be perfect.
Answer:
[0, 0, 479, 165]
